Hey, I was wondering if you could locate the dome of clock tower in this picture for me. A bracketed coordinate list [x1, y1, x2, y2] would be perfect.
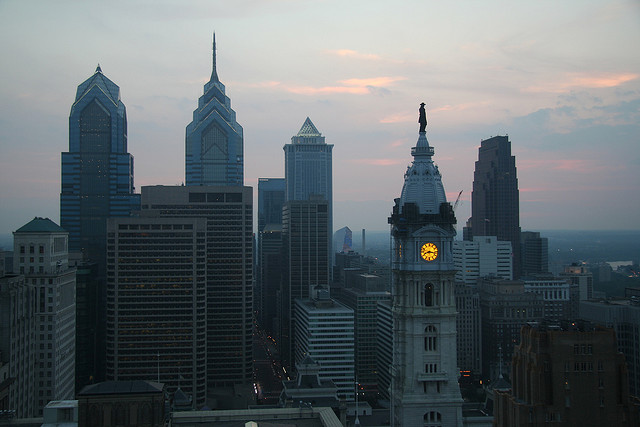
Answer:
[398, 131, 448, 215]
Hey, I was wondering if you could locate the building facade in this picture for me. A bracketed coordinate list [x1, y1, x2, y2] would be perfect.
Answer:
[453, 236, 513, 284]
[469, 135, 521, 279]
[140, 185, 253, 402]
[388, 107, 463, 426]
[520, 231, 548, 276]
[13, 218, 76, 415]
[185, 35, 243, 186]
[294, 295, 355, 400]
[561, 263, 593, 302]
[280, 196, 330, 371]
[105, 217, 208, 408]
[494, 322, 639, 426]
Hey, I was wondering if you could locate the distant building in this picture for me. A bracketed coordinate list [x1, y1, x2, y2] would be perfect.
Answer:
[561, 263, 593, 302]
[334, 226, 353, 254]
[521, 276, 578, 321]
[105, 216, 208, 408]
[494, 322, 639, 426]
[13, 218, 76, 415]
[294, 294, 355, 401]
[185, 35, 243, 186]
[453, 236, 513, 284]
[375, 300, 393, 402]
[455, 282, 482, 377]
[468, 135, 522, 278]
[77, 380, 165, 427]
[520, 231, 548, 276]
[280, 196, 330, 371]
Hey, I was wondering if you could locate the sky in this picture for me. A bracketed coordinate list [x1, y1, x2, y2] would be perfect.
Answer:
[0, 0, 639, 240]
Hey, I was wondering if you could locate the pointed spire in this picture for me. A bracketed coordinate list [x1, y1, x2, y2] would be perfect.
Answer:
[211, 32, 219, 82]
[95, 64, 102, 74]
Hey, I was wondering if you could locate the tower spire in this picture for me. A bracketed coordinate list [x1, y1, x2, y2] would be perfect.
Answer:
[211, 32, 219, 82]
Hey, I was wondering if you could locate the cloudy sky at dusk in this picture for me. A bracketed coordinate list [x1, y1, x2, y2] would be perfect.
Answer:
[1, 0, 638, 239]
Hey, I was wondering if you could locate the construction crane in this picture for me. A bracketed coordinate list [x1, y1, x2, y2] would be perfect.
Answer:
[453, 190, 463, 211]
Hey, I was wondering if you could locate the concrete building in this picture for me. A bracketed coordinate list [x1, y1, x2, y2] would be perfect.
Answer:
[522, 276, 578, 321]
[13, 218, 76, 415]
[494, 322, 639, 426]
[455, 282, 482, 377]
[453, 236, 513, 284]
[105, 216, 207, 408]
[376, 300, 393, 402]
[0, 273, 36, 418]
[294, 294, 355, 401]
[140, 185, 253, 406]
[388, 107, 463, 426]
[468, 135, 522, 279]
[279, 355, 340, 410]
[281, 196, 330, 371]
[185, 34, 243, 186]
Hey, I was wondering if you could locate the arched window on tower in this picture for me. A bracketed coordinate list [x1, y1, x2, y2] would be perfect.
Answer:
[424, 325, 438, 352]
[424, 283, 434, 306]
[424, 411, 442, 427]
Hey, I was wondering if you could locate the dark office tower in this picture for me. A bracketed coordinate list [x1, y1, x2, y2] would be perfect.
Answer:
[469, 135, 522, 278]
[140, 185, 253, 407]
[388, 105, 463, 426]
[257, 178, 285, 332]
[186, 34, 243, 186]
[61, 66, 140, 385]
[74, 261, 99, 394]
[284, 118, 333, 256]
[520, 231, 548, 276]
[105, 216, 207, 409]
[280, 195, 330, 371]
[61, 65, 141, 260]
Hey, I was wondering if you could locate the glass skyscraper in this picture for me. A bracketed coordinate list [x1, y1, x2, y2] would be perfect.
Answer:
[186, 34, 243, 186]
[60, 65, 140, 262]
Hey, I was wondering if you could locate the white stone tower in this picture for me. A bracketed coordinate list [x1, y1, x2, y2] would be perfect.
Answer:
[388, 103, 463, 426]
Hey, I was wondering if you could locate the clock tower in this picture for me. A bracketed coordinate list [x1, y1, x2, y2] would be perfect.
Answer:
[388, 103, 463, 426]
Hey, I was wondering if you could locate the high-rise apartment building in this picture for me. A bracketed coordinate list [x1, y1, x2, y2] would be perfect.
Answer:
[61, 65, 141, 261]
[453, 236, 513, 284]
[280, 196, 330, 370]
[105, 216, 207, 408]
[454, 282, 482, 377]
[469, 135, 521, 278]
[388, 107, 463, 426]
[258, 178, 285, 233]
[13, 218, 76, 414]
[294, 294, 355, 400]
[375, 300, 393, 401]
[0, 273, 36, 418]
[494, 322, 639, 426]
[186, 35, 243, 186]
[283, 118, 333, 252]
[140, 185, 253, 403]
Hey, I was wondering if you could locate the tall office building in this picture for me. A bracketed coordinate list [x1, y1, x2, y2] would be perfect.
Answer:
[61, 66, 140, 384]
[186, 35, 243, 186]
[105, 216, 207, 408]
[453, 236, 513, 284]
[294, 294, 355, 400]
[520, 231, 548, 276]
[257, 178, 285, 334]
[388, 106, 463, 426]
[469, 135, 521, 278]
[61, 65, 140, 261]
[13, 218, 76, 414]
[140, 186, 253, 404]
[280, 196, 330, 370]
[284, 118, 333, 253]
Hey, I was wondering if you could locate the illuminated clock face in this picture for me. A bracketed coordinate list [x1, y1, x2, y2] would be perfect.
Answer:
[421, 243, 438, 261]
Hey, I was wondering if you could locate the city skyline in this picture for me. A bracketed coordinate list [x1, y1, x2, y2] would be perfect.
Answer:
[1, 0, 639, 237]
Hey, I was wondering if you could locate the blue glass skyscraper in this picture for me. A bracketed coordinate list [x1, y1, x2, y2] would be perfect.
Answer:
[61, 65, 140, 261]
[186, 34, 244, 186]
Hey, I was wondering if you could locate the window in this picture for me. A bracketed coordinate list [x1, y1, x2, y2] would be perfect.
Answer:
[424, 325, 438, 352]
[424, 283, 434, 306]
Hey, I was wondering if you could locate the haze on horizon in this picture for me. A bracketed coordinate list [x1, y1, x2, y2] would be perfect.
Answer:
[0, 0, 639, 238]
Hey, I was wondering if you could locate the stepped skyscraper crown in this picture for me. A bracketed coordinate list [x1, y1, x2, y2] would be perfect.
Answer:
[185, 34, 244, 186]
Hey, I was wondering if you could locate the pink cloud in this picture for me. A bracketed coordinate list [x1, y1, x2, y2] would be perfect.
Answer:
[523, 72, 639, 93]
[281, 76, 406, 96]
[349, 158, 403, 166]
[379, 113, 414, 124]
[326, 49, 383, 61]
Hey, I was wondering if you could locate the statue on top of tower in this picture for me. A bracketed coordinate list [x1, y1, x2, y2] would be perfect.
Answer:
[418, 102, 427, 133]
